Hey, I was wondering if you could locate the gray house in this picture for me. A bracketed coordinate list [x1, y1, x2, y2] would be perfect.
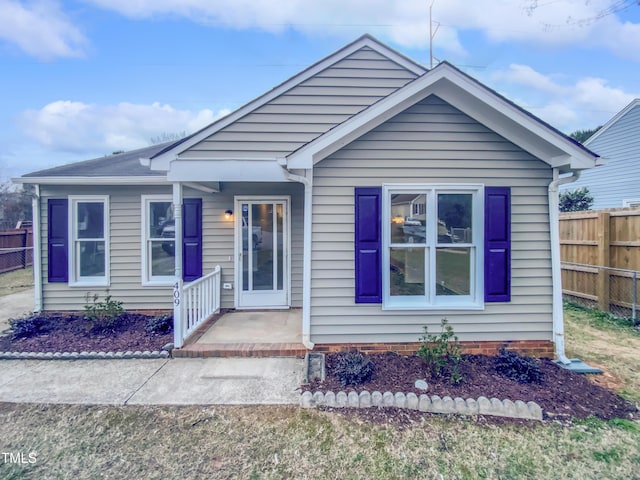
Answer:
[18, 35, 598, 360]
[561, 99, 640, 209]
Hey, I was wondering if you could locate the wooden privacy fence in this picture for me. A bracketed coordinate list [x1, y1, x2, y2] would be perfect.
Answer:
[0, 228, 33, 274]
[560, 208, 640, 320]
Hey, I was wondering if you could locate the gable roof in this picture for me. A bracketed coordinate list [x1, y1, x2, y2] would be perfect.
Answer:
[18, 143, 170, 184]
[286, 61, 598, 173]
[145, 34, 427, 171]
[585, 98, 640, 146]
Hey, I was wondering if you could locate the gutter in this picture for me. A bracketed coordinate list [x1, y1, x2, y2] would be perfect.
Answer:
[283, 167, 315, 350]
[548, 168, 581, 365]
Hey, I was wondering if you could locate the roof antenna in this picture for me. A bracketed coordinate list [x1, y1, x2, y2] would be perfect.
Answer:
[429, 0, 440, 68]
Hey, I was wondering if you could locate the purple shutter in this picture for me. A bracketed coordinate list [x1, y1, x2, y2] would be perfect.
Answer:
[48, 199, 68, 283]
[484, 187, 511, 302]
[182, 198, 202, 281]
[355, 187, 382, 303]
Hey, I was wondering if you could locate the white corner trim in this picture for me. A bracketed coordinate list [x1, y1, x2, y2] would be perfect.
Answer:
[32, 185, 43, 312]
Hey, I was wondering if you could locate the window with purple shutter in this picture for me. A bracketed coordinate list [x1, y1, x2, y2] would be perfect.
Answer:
[484, 187, 511, 302]
[182, 198, 202, 281]
[48, 199, 68, 283]
[354, 187, 382, 303]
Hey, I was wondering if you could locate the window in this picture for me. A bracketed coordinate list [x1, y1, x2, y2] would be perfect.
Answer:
[142, 196, 175, 285]
[382, 185, 483, 309]
[69, 196, 109, 286]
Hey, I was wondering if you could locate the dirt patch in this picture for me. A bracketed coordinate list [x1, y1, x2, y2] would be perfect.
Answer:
[307, 352, 638, 421]
[0, 313, 173, 353]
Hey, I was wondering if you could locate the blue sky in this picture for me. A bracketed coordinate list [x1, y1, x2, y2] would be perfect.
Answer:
[1, 0, 640, 182]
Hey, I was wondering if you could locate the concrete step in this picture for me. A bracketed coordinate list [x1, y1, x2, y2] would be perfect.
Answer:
[173, 342, 308, 358]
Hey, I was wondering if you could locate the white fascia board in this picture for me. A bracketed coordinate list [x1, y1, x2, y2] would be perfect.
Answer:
[13, 176, 168, 185]
[167, 159, 290, 182]
[148, 36, 426, 172]
[584, 98, 640, 146]
[287, 63, 597, 170]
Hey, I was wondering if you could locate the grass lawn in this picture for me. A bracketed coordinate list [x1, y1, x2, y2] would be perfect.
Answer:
[0, 267, 33, 297]
[1, 305, 639, 479]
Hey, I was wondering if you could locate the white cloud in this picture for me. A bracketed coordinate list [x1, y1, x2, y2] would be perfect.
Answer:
[80, 0, 640, 60]
[0, 0, 86, 59]
[490, 64, 640, 132]
[20, 100, 228, 153]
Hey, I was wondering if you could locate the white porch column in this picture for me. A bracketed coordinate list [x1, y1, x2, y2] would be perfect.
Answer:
[172, 182, 184, 348]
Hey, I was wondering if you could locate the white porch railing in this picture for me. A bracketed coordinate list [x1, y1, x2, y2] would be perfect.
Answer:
[174, 265, 222, 348]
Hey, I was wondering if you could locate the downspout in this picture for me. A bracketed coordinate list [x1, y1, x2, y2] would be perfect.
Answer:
[548, 168, 581, 365]
[32, 184, 42, 312]
[283, 167, 314, 349]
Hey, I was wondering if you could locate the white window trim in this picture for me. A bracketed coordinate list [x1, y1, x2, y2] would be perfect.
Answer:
[68, 195, 110, 287]
[382, 184, 484, 310]
[622, 199, 640, 208]
[141, 195, 175, 286]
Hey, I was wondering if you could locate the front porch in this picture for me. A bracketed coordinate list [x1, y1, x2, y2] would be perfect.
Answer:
[173, 309, 308, 358]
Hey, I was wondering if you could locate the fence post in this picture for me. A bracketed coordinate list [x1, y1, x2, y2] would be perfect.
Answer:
[597, 212, 610, 312]
[633, 271, 638, 324]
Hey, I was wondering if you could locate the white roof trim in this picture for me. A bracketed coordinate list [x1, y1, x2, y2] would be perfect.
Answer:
[14, 176, 168, 185]
[585, 98, 640, 146]
[148, 35, 426, 172]
[286, 62, 598, 171]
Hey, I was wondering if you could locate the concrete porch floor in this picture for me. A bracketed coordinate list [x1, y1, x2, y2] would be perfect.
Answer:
[174, 310, 308, 358]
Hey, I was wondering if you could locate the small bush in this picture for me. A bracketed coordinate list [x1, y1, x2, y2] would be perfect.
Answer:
[146, 314, 173, 335]
[417, 318, 464, 384]
[495, 347, 543, 384]
[9, 315, 55, 340]
[331, 351, 374, 386]
[84, 290, 124, 333]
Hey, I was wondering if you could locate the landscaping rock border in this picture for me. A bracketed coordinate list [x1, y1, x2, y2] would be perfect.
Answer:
[0, 350, 170, 360]
[300, 390, 543, 420]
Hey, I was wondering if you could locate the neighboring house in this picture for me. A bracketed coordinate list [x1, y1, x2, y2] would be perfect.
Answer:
[560, 99, 640, 209]
[17, 35, 598, 359]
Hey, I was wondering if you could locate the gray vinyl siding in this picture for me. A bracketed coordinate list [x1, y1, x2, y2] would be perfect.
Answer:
[562, 103, 640, 209]
[180, 47, 418, 159]
[39, 183, 303, 311]
[310, 95, 554, 344]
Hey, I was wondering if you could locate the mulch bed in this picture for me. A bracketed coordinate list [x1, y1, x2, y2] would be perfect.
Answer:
[307, 351, 638, 421]
[0, 313, 172, 353]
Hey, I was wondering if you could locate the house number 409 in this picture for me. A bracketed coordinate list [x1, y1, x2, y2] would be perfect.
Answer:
[173, 283, 180, 306]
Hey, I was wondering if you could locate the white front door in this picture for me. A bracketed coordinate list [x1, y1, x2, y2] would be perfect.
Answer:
[235, 196, 290, 308]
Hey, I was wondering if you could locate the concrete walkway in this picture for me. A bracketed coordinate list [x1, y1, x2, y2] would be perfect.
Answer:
[0, 288, 34, 333]
[0, 357, 304, 405]
[0, 288, 305, 406]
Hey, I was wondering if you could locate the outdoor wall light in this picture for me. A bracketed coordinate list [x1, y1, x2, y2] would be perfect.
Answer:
[224, 209, 233, 220]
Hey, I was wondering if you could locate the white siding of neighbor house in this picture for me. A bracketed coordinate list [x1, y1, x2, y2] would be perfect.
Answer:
[180, 47, 418, 159]
[39, 183, 304, 311]
[310, 95, 554, 344]
[562, 102, 640, 209]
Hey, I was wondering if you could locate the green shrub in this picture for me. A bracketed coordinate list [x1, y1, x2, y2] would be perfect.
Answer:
[146, 314, 173, 335]
[9, 315, 55, 340]
[417, 318, 464, 384]
[84, 290, 124, 333]
[331, 351, 374, 386]
[495, 347, 543, 384]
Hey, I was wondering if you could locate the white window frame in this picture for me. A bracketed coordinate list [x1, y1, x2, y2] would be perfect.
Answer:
[623, 199, 640, 208]
[382, 184, 484, 310]
[141, 195, 175, 286]
[69, 195, 110, 287]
